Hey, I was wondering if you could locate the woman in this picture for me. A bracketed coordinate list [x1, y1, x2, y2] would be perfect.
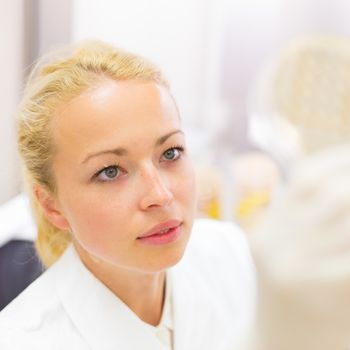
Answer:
[0, 41, 255, 349]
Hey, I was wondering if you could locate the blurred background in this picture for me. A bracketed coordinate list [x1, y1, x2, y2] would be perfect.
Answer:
[3, 0, 350, 229]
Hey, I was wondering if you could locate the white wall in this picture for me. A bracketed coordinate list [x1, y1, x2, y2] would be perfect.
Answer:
[0, 0, 25, 204]
[37, 0, 72, 55]
[72, 0, 222, 129]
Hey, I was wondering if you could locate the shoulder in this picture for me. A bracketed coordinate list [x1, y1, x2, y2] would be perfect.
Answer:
[174, 219, 256, 340]
[180, 218, 256, 288]
[0, 255, 85, 349]
[187, 218, 254, 268]
[191, 218, 248, 245]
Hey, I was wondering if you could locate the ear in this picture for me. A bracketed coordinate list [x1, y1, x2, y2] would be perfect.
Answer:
[33, 184, 71, 231]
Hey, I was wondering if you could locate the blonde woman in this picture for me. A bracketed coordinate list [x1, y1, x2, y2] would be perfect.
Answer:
[0, 41, 255, 349]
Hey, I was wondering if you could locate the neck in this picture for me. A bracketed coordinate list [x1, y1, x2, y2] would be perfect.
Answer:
[74, 243, 166, 326]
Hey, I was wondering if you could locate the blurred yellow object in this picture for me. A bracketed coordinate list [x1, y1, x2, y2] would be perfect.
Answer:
[195, 164, 222, 219]
[205, 198, 221, 219]
[194, 152, 281, 227]
[235, 190, 270, 220]
[231, 151, 281, 231]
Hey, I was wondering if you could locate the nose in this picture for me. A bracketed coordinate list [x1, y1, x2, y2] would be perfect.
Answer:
[138, 165, 173, 210]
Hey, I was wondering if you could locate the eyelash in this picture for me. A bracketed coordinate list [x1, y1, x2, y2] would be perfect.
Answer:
[92, 145, 185, 183]
[161, 144, 185, 162]
[92, 163, 122, 183]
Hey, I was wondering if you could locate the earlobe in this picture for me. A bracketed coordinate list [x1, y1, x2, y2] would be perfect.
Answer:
[33, 184, 71, 231]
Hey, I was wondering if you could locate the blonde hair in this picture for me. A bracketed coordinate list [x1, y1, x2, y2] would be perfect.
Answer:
[17, 40, 168, 267]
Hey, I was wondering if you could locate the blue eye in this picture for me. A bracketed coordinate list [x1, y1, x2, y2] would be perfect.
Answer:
[162, 146, 184, 161]
[95, 165, 120, 182]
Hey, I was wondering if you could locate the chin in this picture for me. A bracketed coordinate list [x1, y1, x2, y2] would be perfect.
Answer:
[144, 236, 191, 273]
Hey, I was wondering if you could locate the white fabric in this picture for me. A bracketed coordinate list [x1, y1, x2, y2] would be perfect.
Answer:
[145, 273, 173, 349]
[0, 193, 36, 246]
[0, 219, 255, 350]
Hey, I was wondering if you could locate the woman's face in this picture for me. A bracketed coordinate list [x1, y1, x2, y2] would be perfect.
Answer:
[48, 79, 196, 272]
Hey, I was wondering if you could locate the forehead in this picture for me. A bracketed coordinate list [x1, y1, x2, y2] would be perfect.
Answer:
[52, 80, 180, 157]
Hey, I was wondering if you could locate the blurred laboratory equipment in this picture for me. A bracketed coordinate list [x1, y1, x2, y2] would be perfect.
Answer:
[230, 151, 281, 231]
[235, 35, 350, 229]
[248, 35, 350, 168]
[193, 150, 281, 231]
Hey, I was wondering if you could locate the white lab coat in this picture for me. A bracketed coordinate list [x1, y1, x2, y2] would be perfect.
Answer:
[0, 219, 256, 350]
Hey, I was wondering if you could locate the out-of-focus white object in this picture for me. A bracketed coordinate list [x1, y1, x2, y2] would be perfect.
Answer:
[248, 35, 350, 167]
[0, 193, 36, 247]
[239, 144, 350, 350]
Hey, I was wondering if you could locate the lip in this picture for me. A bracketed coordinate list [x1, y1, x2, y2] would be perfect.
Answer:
[137, 219, 183, 245]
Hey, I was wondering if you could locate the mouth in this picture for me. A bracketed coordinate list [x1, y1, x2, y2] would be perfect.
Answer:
[137, 219, 183, 245]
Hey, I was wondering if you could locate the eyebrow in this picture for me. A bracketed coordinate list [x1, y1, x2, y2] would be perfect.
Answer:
[82, 129, 184, 164]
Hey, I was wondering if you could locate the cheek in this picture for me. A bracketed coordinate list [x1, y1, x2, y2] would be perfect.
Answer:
[60, 190, 132, 253]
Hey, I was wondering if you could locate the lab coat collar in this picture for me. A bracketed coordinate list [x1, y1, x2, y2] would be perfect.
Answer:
[171, 254, 232, 350]
[52, 245, 167, 350]
[171, 265, 195, 350]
